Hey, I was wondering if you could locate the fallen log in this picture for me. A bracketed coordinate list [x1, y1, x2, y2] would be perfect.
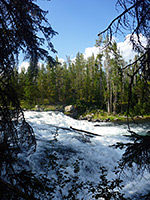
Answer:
[70, 126, 101, 137]
[47, 124, 101, 137]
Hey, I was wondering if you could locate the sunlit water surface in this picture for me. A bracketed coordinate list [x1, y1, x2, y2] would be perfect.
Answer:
[23, 111, 150, 199]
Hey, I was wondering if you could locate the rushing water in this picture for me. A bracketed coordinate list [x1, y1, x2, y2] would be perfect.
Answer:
[23, 111, 150, 199]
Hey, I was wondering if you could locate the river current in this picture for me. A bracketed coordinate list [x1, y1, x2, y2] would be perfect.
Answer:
[23, 111, 150, 199]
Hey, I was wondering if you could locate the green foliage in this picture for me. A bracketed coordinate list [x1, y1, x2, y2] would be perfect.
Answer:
[17, 42, 150, 118]
[7, 146, 130, 200]
[113, 132, 150, 173]
[0, 0, 57, 198]
[89, 167, 130, 200]
[112, 132, 150, 199]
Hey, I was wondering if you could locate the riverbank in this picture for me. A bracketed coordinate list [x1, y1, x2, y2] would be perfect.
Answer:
[23, 104, 150, 123]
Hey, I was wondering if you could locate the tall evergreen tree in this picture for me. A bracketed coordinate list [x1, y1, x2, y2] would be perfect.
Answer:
[67, 57, 77, 103]
[85, 54, 96, 103]
[95, 53, 106, 108]
[98, 1, 150, 194]
[98, 0, 150, 116]
[74, 52, 86, 100]
[0, 0, 57, 198]
[103, 37, 112, 113]
[109, 42, 125, 114]
[37, 64, 48, 105]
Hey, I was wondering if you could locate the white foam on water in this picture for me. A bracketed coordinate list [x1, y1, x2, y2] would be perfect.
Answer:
[23, 111, 150, 199]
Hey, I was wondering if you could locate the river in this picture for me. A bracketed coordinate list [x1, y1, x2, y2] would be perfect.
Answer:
[23, 111, 150, 199]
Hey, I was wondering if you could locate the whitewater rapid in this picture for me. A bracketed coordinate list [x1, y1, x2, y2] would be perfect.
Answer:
[23, 111, 150, 199]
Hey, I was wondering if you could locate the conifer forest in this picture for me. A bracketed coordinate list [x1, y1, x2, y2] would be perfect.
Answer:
[17, 44, 150, 117]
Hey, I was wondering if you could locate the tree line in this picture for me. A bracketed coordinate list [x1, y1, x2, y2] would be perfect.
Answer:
[15, 40, 150, 116]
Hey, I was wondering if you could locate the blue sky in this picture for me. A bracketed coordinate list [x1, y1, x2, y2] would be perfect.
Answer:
[37, 0, 119, 60]
[19, 0, 147, 71]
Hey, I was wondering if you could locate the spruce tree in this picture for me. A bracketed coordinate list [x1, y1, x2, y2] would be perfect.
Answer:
[98, 1, 150, 195]
[0, 0, 57, 198]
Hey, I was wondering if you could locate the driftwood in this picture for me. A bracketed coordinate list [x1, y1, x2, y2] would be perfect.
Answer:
[47, 124, 101, 138]
[70, 126, 101, 137]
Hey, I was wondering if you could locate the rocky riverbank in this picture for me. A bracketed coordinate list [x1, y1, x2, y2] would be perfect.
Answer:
[26, 104, 150, 123]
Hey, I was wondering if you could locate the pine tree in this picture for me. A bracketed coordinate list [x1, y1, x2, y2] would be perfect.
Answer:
[98, 2, 150, 197]
[103, 37, 112, 113]
[74, 52, 86, 101]
[109, 42, 125, 114]
[95, 53, 105, 108]
[0, 0, 57, 198]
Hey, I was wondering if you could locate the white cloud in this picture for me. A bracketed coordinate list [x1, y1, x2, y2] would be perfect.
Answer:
[58, 58, 65, 64]
[83, 46, 100, 59]
[81, 34, 148, 63]
[18, 62, 43, 73]
[18, 34, 147, 69]
[18, 62, 29, 73]
[117, 39, 137, 62]
[117, 34, 147, 62]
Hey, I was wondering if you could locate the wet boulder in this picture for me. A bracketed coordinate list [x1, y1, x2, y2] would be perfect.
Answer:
[64, 105, 75, 113]
[35, 105, 44, 111]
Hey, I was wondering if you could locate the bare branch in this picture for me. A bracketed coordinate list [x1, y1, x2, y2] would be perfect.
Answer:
[98, 1, 141, 37]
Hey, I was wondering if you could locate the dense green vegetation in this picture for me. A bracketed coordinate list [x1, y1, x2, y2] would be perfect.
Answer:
[17, 41, 150, 117]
